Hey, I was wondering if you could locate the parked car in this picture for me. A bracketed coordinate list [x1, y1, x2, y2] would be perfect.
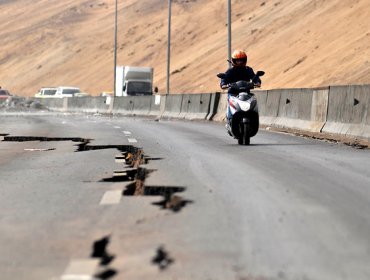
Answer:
[35, 87, 57, 98]
[0, 89, 12, 100]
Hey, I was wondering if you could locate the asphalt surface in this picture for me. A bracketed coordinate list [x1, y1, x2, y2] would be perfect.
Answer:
[0, 113, 370, 280]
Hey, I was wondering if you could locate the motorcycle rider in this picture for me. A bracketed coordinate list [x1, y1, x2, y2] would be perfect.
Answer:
[220, 50, 261, 132]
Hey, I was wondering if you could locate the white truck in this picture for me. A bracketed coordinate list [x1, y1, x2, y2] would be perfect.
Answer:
[115, 66, 156, 96]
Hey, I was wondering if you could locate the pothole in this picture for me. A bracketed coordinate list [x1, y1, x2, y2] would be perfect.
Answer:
[123, 184, 186, 197]
[151, 246, 174, 270]
[152, 195, 193, 213]
[91, 235, 115, 266]
[143, 157, 163, 164]
[100, 169, 138, 182]
[90, 235, 117, 280]
[95, 269, 117, 280]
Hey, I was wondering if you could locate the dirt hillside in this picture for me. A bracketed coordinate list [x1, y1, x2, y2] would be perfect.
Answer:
[0, 0, 369, 96]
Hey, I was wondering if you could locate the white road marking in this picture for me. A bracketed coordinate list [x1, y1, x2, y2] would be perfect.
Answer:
[128, 138, 137, 143]
[113, 170, 127, 176]
[60, 259, 100, 280]
[123, 131, 132, 135]
[100, 190, 122, 205]
[113, 126, 121, 129]
[24, 148, 55, 152]
[115, 155, 126, 163]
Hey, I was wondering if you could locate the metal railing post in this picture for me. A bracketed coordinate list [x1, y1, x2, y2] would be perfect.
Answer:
[166, 0, 172, 95]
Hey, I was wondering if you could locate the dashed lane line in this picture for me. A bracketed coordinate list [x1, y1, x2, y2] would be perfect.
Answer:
[128, 138, 138, 143]
[123, 131, 132, 135]
[100, 190, 122, 205]
[60, 259, 100, 280]
[115, 155, 126, 163]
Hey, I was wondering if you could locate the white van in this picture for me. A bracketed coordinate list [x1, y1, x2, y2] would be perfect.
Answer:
[35, 87, 57, 98]
[55, 87, 81, 98]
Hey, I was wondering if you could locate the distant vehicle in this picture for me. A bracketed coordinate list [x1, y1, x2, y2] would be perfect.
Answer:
[0, 89, 12, 100]
[35, 87, 57, 98]
[54, 86, 81, 98]
[115, 66, 157, 96]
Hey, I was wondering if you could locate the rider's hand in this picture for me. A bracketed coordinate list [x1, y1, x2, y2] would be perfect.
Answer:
[221, 84, 229, 90]
[254, 83, 261, 88]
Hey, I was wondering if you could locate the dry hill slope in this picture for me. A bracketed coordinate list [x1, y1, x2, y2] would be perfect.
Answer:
[0, 0, 369, 96]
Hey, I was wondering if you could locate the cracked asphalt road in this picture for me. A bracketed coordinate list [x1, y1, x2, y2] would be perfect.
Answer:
[0, 114, 370, 280]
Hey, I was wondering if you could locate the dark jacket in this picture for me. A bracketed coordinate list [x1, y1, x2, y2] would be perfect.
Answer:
[220, 66, 261, 94]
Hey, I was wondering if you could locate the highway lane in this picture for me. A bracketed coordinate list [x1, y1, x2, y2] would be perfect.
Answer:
[0, 114, 370, 280]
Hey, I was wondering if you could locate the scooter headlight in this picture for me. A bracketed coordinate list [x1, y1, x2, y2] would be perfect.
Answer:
[239, 101, 251, 111]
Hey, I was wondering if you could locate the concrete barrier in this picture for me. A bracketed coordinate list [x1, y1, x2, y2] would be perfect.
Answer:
[322, 85, 370, 140]
[259, 89, 281, 127]
[275, 88, 314, 131]
[149, 95, 161, 116]
[310, 88, 329, 132]
[33, 85, 370, 142]
[113, 96, 153, 116]
[254, 90, 268, 117]
[178, 94, 191, 119]
[67, 97, 110, 113]
[131, 96, 152, 116]
[179, 94, 212, 120]
[112, 96, 135, 115]
[259, 88, 328, 132]
[161, 95, 184, 119]
[158, 95, 167, 117]
[35, 98, 67, 112]
[212, 93, 228, 122]
[206, 92, 221, 120]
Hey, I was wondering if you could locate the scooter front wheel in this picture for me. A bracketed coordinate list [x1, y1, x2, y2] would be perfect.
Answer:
[238, 122, 250, 145]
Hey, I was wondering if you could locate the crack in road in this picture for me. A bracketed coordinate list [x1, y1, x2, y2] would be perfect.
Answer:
[2, 135, 90, 143]
[3, 133, 190, 276]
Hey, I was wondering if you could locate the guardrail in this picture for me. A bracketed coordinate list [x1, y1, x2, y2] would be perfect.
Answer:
[35, 84, 370, 141]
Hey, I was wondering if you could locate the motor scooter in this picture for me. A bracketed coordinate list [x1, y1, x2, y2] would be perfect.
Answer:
[217, 71, 265, 145]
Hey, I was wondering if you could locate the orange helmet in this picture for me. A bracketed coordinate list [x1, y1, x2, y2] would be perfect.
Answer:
[231, 50, 247, 67]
